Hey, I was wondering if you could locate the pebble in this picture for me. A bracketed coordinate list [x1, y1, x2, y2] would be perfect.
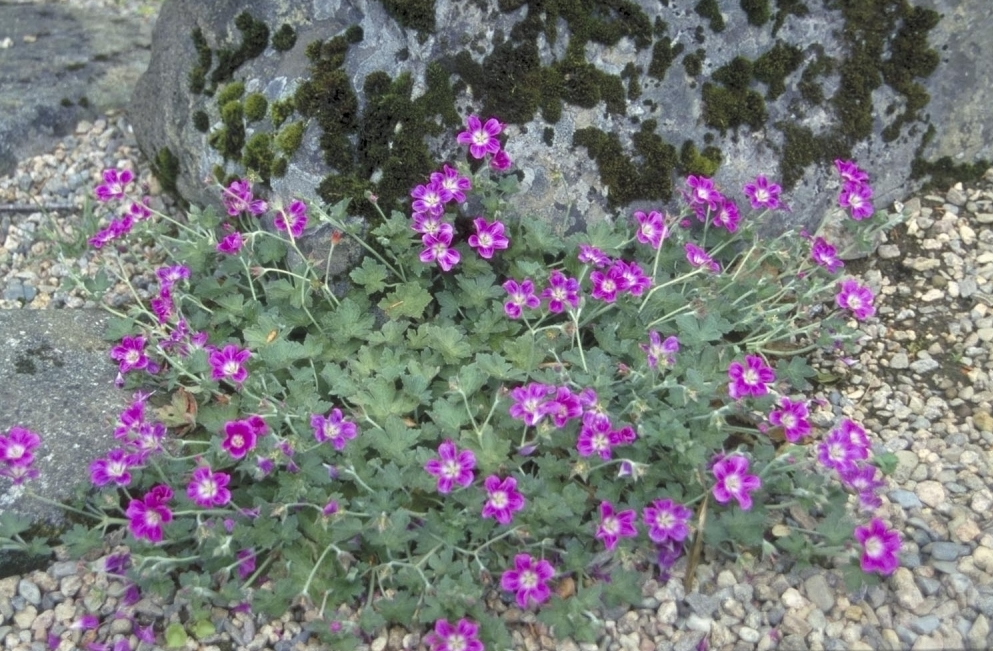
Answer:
[916, 481, 947, 508]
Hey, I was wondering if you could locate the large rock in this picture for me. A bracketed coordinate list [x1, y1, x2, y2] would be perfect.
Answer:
[0, 2, 153, 177]
[0, 309, 127, 528]
[130, 0, 993, 242]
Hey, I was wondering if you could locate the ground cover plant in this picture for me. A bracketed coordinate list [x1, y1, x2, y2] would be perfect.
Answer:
[1, 116, 904, 649]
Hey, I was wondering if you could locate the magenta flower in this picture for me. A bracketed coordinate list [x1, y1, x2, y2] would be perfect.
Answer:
[430, 164, 471, 203]
[712, 455, 761, 510]
[590, 264, 626, 303]
[424, 440, 476, 493]
[727, 354, 776, 399]
[712, 197, 741, 232]
[685, 175, 720, 210]
[186, 466, 232, 508]
[595, 501, 638, 551]
[616, 260, 651, 296]
[89, 448, 140, 487]
[208, 344, 251, 385]
[837, 418, 870, 453]
[150, 289, 174, 325]
[836, 279, 875, 319]
[634, 210, 669, 248]
[411, 212, 444, 235]
[643, 498, 692, 543]
[509, 382, 554, 426]
[743, 175, 782, 210]
[490, 149, 513, 171]
[424, 618, 484, 651]
[221, 419, 259, 460]
[411, 180, 449, 217]
[540, 386, 583, 428]
[540, 270, 580, 313]
[274, 199, 308, 237]
[641, 331, 679, 369]
[125, 485, 173, 542]
[110, 335, 150, 375]
[838, 181, 874, 220]
[840, 464, 886, 511]
[468, 217, 509, 258]
[94, 168, 134, 202]
[222, 179, 267, 216]
[311, 408, 359, 450]
[854, 518, 901, 575]
[502, 278, 541, 319]
[816, 426, 868, 473]
[420, 226, 461, 272]
[500, 553, 554, 609]
[834, 159, 869, 184]
[128, 198, 152, 221]
[576, 411, 614, 459]
[577, 243, 611, 267]
[0, 426, 42, 468]
[456, 115, 503, 159]
[236, 549, 256, 580]
[684, 242, 720, 273]
[156, 264, 190, 288]
[481, 475, 526, 525]
[216, 231, 244, 255]
[768, 397, 811, 442]
[71, 614, 100, 630]
[811, 236, 844, 273]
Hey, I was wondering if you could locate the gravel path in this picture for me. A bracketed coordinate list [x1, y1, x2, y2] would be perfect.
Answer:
[2, 3, 993, 650]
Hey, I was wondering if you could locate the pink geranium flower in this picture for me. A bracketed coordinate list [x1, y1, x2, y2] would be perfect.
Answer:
[94, 168, 134, 202]
[836, 278, 876, 319]
[311, 408, 358, 450]
[221, 419, 258, 460]
[216, 231, 244, 254]
[854, 518, 901, 575]
[540, 270, 580, 313]
[208, 344, 251, 385]
[642, 498, 692, 543]
[456, 115, 503, 159]
[424, 618, 484, 651]
[468, 217, 509, 259]
[481, 475, 526, 525]
[110, 335, 150, 375]
[424, 440, 476, 493]
[500, 553, 554, 609]
[125, 485, 173, 542]
[420, 226, 461, 272]
[712, 454, 761, 510]
[502, 278, 541, 319]
[186, 466, 232, 508]
[274, 199, 308, 237]
[743, 175, 782, 210]
[595, 501, 638, 550]
[768, 397, 811, 442]
[634, 210, 668, 248]
[727, 354, 776, 399]
[811, 236, 844, 273]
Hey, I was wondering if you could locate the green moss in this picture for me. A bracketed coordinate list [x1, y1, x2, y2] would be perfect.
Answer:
[911, 155, 992, 190]
[542, 127, 555, 146]
[701, 83, 766, 134]
[683, 49, 705, 76]
[878, 6, 940, 142]
[272, 24, 297, 52]
[712, 56, 753, 91]
[740, 0, 771, 26]
[380, 0, 436, 34]
[216, 81, 245, 106]
[242, 132, 274, 180]
[153, 147, 180, 197]
[778, 122, 846, 188]
[621, 62, 642, 99]
[275, 121, 305, 156]
[216, 100, 245, 159]
[679, 140, 722, 177]
[771, 0, 808, 37]
[694, 0, 725, 33]
[753, 41, 803, 99]
[573, 120, 677, 208]
[60, 97, 73, 108]
[208, 12, 269, 88]
[244, 93, 269, 122]
[797, 51, 833, 105]
[212, 164, 226, 184]
[648, 35, 684, 81]
[192, 110, 210, 133]
[269, 98, 295, 128]
[78, 96, 90, 108]
[272, 157, 289, 178]
[189, 27, 213, 94]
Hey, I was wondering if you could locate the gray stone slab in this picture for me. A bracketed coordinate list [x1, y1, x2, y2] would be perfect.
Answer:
[0, 309, 127, 527]
[0, 3, 153, 176]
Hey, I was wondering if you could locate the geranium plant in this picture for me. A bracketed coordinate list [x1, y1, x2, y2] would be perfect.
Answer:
[1, 115, 904, 648]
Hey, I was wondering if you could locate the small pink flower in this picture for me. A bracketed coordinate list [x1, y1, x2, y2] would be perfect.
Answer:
[727, 354, 776, 399]
[768, 397, 811, 442]
[222, 420, 258, 460]
[424, 617, 485, 651]
[222, 179, 267, 216]
[685, 175, 720, 210]
[577, 243, 611, 267]
[576, 412, 613, 459]
[836, 278, 875, 319]
[684, 242, 720, 273]
[634, 210, 668, 249]
[110, 335, 150, 375]
[208, 344, 251, 385]
[642, 498, 692, 543]
[94, 168, 134, 202]
[743, 175, 782, 210]
[540, 270, 580, 313]
[430, 164, 471, 203]
[711, 455, 761, 510]
[420, 227, 461, 272]
[411, 180, 449, 217]
[502, 278, 540, 319]
[712, 197, 741, 232]
[834, 159, 869, 184]
[468, 217, 509, 259]
[217, 231, 244, 254]
[838, 181, 874, 220]
[811, 237, 843, 273]
[0, 426, 42, 468]
[274, 199, 308, 237]
[490, 149, 513, 171]
[500, 553, 554, 609]
[854, 518, 901, 575]
[595, 501, 638, 550]
[456, 115, 503, 159]
[641, 331, 679, 369]
[125, 485, 173, 542]
[424, 440, 476, 493]
[481, 475, 525, 525]
[311, 408, 359, 450]
[509, 382, 554, 426]
[186, 466, 232, 508]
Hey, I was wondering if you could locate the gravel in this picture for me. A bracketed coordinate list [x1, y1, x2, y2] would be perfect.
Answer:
[2, 2, 993, 650]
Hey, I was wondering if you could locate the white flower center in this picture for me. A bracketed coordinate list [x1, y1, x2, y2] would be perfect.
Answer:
[490, 491, 508, 509]
[223, 360, 240, 376]
[442, 460, 461, 479]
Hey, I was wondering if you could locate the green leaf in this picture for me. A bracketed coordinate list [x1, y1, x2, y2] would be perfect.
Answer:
[430, 397, 469, 434]
[674, 312, 728, 345]
[190, 619, 216, 639]
[379, 282, 433, 320]
[601, 566, 644, 609]
[59, 523, 104, 558]
[102, 315, 139, 342]
[255, 234, 288, 264]
[0, 512, 34, 538]
[475, 352, 525, 381]
[872, 451, 898, 476]
[324, 297, 375, 345]
[349, 257, 389, 294]
[775, 355, 816, 391]
[423, 324, 472, 364]
[165, 623, 188, 648]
